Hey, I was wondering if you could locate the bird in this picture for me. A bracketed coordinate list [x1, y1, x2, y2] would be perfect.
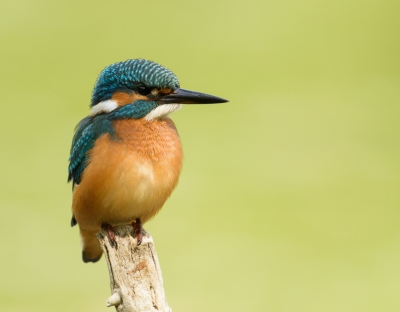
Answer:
[68, 59, 228, 263]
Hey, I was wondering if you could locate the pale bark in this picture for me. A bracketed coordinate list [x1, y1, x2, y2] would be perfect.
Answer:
[97, 226, 171, 312]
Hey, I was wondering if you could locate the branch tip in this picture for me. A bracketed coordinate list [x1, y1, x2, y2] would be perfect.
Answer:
[106, 292, 121, 307]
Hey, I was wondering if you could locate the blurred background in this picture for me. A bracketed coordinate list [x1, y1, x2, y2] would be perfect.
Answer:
[1, 0, 399, 311]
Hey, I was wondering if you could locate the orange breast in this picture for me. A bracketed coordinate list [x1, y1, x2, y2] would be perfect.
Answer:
[72, 118, 183, 232]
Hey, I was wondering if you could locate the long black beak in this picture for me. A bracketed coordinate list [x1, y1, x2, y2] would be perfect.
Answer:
[160, 88, 228, 104]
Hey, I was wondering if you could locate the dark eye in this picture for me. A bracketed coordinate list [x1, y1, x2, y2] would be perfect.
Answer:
[137, 85, 152, 96]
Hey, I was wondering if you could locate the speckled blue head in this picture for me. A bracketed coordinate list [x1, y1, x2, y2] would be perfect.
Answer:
[91, 59, 180, 107]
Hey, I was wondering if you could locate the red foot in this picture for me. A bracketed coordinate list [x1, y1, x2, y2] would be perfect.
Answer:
[131, 218, 143, 246]
[102, 223, 117, 248]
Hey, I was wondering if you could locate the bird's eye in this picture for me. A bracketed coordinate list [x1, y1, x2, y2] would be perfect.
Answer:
[137, 85, 152, 96]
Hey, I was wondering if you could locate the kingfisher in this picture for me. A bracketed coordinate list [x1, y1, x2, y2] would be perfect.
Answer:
[68, 59, 227, 263]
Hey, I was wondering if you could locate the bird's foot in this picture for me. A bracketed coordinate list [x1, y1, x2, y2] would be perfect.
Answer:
[131, 218, 143, 246]
[102, 223, 117, 248]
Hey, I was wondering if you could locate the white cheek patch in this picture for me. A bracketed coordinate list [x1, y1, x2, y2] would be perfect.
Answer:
[91, 100, 118, 115]
[145, 104, 182, 121]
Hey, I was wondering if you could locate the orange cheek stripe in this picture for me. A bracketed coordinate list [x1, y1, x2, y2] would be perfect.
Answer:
[112, 91, 148, 106]
[158, 88, 172, 95]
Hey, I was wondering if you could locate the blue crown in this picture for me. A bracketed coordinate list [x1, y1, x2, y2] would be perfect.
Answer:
[91, 59, 180, 106]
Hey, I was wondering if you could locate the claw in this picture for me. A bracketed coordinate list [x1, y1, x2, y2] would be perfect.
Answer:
[102, 223, 117, 248]
[131, 218, 143, 246]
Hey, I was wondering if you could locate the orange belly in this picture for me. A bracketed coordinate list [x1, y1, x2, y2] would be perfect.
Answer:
[72, 117, 183, 232]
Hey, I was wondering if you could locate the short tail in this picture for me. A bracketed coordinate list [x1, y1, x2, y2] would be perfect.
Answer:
[80, 228, 103, 263]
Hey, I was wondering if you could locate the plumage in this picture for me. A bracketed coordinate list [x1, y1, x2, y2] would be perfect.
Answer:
[90, 59, 179, 107]
[69, 59, 227, 262]
[73, 118, 182, 230]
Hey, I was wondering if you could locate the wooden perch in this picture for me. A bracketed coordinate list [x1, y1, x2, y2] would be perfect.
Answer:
[97, 225, 171, 312]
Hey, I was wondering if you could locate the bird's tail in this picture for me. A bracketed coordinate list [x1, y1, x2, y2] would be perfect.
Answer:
[80, 228, 103, 263]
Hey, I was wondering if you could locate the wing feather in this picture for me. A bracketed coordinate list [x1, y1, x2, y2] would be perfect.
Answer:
[68, 115, 115, 187]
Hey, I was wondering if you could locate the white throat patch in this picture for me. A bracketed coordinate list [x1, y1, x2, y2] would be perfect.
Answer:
[91, 100, 118, 115]
[145, 104, 182, 121]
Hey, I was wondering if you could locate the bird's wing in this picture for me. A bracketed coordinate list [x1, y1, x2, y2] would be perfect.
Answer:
[68, 115, 114, 187]
[68, 116, 95, 186]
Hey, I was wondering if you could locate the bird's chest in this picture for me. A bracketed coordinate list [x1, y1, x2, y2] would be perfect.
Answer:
[112, 118, 182, 170]
[73, 118, 183, 226]
[102, 118, 183, 208]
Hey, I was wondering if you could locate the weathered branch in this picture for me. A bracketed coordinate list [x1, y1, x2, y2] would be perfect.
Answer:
[97, 225, 171, 312]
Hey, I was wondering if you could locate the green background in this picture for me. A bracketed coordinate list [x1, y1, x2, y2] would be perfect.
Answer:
[1, 0, 399, 311]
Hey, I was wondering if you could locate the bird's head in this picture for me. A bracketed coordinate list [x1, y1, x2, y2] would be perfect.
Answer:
[90, 59, 227, 120]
